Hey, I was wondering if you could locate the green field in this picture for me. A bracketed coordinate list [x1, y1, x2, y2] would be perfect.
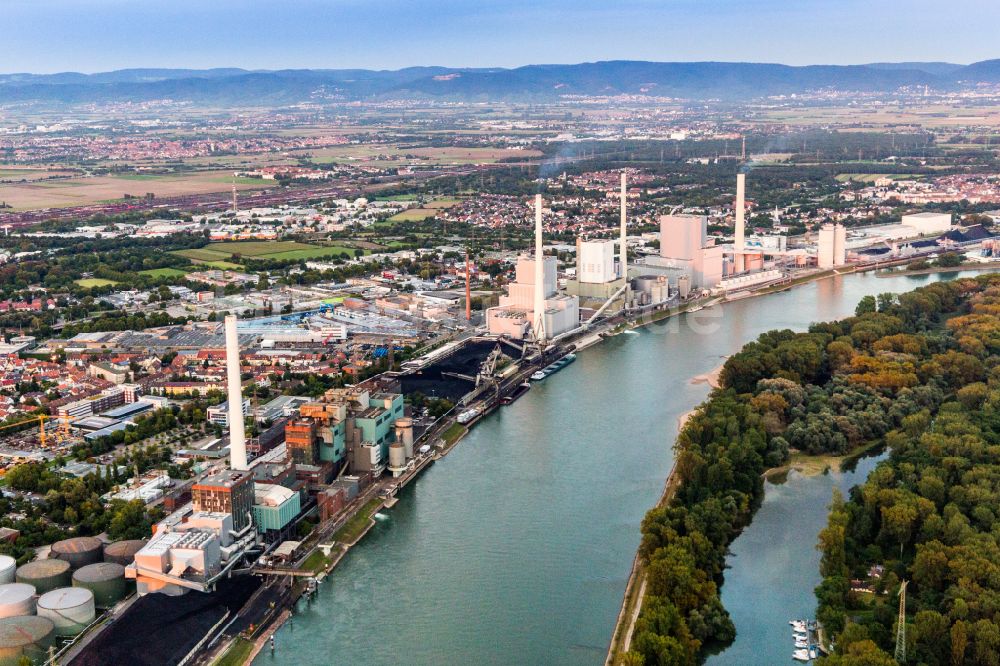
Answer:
[138, 267, 189, 278]
[263, 246, 362, 261]
[442, 423, 468, 446]
[333, 499, 382, 544]
[834, 173, 923, 183]
[214, 637, 254, 666]
[299, 549, 332, 574]
[199, 260, 245, 270]
[175, 241, 367, 265]
[74, 278, 118, 288]
[376, 194, 420, 202]
[387, 209, 439, 222]
[423, 198, 462, 209]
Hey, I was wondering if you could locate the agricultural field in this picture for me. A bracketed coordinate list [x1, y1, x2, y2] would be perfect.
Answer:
[290, 144, 540, 167]
[422, 197, 463, 208]
[759, 103, 1000, 128]
[0, 171, 269, 211]
[387, 209, 439, 222]
[404, 147, 540, 163]
[74, 278, 118, 288]
[138, 267, 189, 279]
[376, 194, 420, 202]
[199, 260, 244, 270]
[174, 240, 367, 266]
[385, 196, 461, 222]
[262, 246, 361, 261]
[0, 166, 76, 182]
[834, 173, 923, 183]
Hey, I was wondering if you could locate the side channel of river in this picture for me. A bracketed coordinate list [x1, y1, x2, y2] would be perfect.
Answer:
[256, 271, 983, 666]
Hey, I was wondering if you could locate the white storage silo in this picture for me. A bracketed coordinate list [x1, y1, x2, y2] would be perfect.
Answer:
[394, 418, 414, 458]
[388, 442, 406, 476]
[37, 588, 96, 636]
[0, 584, 36, 619]
[0, 558, 15, 585]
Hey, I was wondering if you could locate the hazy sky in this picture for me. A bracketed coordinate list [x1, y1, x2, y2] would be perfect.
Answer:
[5, 0, 998, 73]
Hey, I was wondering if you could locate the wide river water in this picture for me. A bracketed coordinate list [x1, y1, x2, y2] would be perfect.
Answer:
[256, 270, 981, 666]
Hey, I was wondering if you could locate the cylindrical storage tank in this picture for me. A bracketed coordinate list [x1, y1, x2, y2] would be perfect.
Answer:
[16, 559, 71, 595]
[394, 418, 414, 458]
[37, 588, 95, 636]
[633, 275, 659, 295]
[72, 563, 126, 608]
[50, 537, 102, 569]
[0, 584, 36, 619]
[677, 274, 691, 299]
[103, 540, 147, 566]
[0, 616, 55, 666]
[0, 558, 15, 585]
[388, 442, 406, 471]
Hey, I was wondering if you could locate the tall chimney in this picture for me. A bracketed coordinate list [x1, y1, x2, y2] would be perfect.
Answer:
[735, 173, 746, 252]
[224, 314, 247, 471]
[735, 173, 746, 273]
[464, 250, 472, 322]
[620, 171, 628, 280]
[533, 194, 546, 344]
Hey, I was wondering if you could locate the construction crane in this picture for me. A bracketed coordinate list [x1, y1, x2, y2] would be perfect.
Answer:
[895, 580, 908, 663]
[0, 414, 68, 447]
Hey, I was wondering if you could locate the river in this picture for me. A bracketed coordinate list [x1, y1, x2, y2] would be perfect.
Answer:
[256, 270, 981, 666]
[704, 455, 883, 665]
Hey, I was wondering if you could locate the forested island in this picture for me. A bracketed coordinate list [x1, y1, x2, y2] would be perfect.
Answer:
[625, 275, 1000, 665]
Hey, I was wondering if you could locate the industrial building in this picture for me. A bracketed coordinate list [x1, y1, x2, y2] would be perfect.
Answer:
[901, 212, 952, 235]
[207, 398, 251, 427]
[577, 239, 617, 284]
[252, 485, 301, 541]
[817, 223, 848, 268]
[57, 386, 131, 419]
[487, 195, 580, 341]
[641, 213, 724, 290]
[487, 254, 580, 341]
[565, 172, 635, 312]
[285, 387, 406, 479]
[191, 470, 255, 533]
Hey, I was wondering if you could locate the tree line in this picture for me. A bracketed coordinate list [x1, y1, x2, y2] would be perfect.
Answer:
[624, 275, 994, 665]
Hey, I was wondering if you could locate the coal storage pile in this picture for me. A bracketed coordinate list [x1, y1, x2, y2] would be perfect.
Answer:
[400, 340, 505, 402]
[67, 575, 260, 666]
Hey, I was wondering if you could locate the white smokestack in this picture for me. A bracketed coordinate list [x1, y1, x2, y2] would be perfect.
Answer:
[620, 172, 628, 280]
[533, 194, 546, 344]
[735, 173, 746, 253]
[224, 314, 247, 471]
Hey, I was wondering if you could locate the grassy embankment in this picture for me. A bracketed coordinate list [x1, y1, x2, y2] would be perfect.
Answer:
[333, 498, 383, 545]
[213, 637, 254, 666]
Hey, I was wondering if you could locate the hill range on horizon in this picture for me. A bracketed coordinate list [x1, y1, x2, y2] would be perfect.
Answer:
[2, 58, 1000, 105]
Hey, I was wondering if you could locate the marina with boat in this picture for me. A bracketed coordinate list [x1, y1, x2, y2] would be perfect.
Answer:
[790, 619, 823, 662]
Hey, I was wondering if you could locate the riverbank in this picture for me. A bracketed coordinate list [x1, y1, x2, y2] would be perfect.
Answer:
[875, 260, 1000, 278]
[763, 440, 885, 481]
[691, 361, 725, 389]
[605, 460, 682, 666]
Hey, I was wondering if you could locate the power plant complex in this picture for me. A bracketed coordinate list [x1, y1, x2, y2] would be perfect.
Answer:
[486, 168, 935, 346]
